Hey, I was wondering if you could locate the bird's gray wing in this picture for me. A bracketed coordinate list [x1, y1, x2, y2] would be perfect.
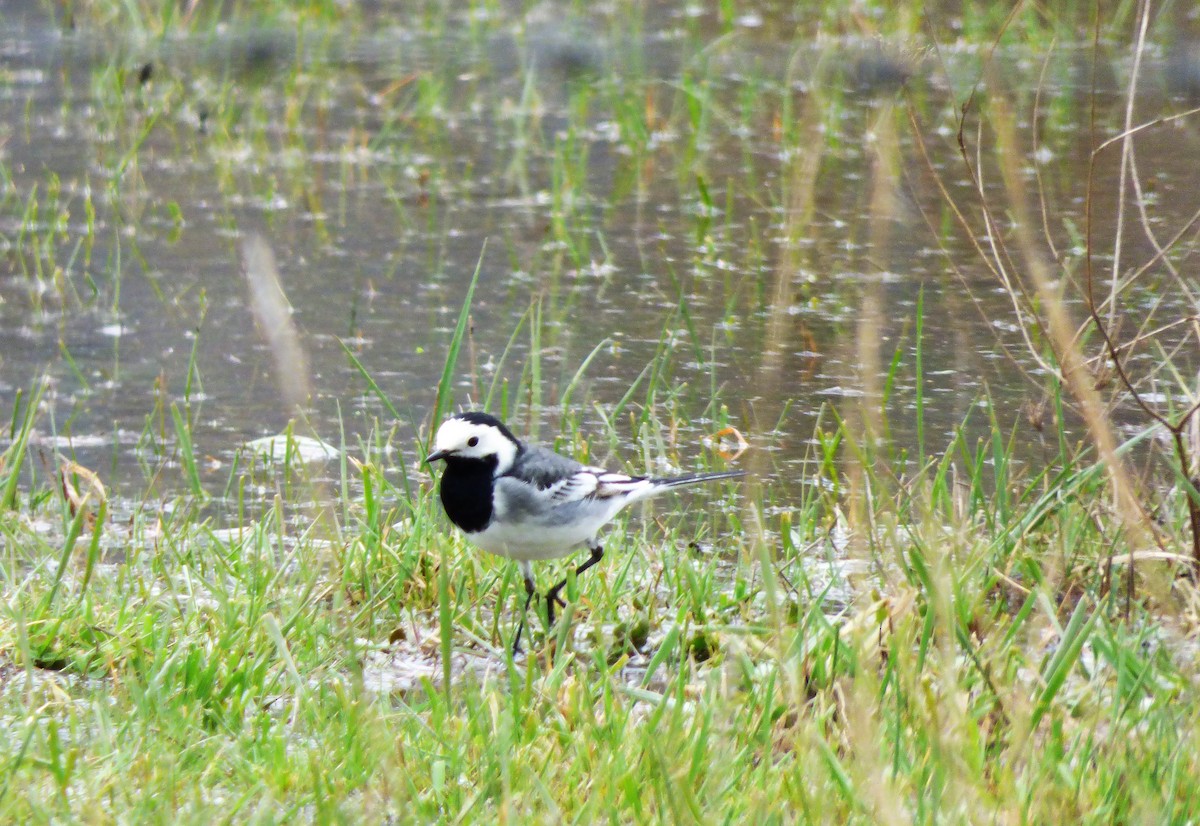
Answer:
[506, 445, 584, 489]
[548, 468, 650, 502]
[505, 445, 650, 504]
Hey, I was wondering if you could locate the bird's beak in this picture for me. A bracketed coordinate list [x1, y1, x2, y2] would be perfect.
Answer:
[425, 448, 451, 464]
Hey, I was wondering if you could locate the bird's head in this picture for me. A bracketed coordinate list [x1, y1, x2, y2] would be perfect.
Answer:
[425, 411, 520, 473]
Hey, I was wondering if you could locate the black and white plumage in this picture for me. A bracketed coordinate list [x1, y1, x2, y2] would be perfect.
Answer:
[425, 411, 744, 652]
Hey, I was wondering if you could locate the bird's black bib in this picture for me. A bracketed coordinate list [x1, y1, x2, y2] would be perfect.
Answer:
[437, 457, 497, 534]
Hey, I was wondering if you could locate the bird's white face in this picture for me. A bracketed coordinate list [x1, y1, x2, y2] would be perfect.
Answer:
[429, 416, 519, 474]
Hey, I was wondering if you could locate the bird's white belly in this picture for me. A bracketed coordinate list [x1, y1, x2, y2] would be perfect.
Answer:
[468, 508, 620, 561]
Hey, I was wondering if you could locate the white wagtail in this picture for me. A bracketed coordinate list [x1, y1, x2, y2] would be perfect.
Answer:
[425, 411, 744, 653]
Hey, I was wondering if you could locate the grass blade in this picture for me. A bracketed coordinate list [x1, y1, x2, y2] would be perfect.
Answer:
[432, 244, 485, 438]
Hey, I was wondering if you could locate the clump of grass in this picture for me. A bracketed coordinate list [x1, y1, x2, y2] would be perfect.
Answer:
[1, 379, 46, 511]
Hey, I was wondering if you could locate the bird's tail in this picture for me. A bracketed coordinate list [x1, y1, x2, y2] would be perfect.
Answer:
[647, 469, 746, 491]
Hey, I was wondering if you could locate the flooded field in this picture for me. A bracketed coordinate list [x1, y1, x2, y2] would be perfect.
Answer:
[6, 3, 1200, 821]
[2, 1, 1197, 518]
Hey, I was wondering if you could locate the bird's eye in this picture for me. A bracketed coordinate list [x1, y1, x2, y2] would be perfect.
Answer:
[467, 436, 479, 447]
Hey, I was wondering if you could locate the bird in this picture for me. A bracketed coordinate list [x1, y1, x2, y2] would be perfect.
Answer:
[425, 411, 744, 653]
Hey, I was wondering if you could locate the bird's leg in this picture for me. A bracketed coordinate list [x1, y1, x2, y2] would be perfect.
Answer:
[545, 583, 566, 628]
[512, 564, 537, 655]
[545, 542, 605, 626]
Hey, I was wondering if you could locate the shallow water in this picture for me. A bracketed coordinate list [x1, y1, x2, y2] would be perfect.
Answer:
[2, 3, 1200, 519]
